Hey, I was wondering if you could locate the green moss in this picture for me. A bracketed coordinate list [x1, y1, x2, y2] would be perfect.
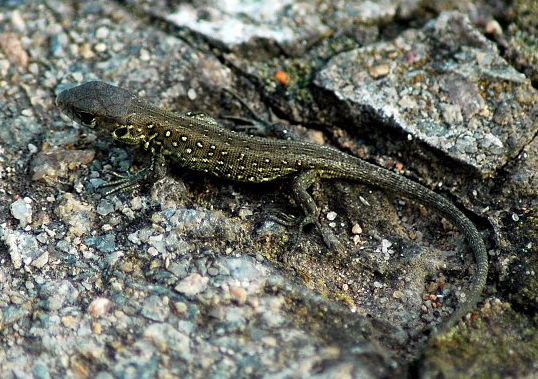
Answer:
[421, 302, 538, 378]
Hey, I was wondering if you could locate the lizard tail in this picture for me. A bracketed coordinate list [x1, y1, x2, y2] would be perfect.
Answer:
[337, 157, 488, 333]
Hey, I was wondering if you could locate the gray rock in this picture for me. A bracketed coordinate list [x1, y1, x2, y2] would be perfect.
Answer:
[224, 256, 265, 282]
[1, 1, 535, 378]
[174, 273, 209, 296]
[39, 280, 79, 311]
[30, 148, 95, 182]
[96, 199, 115, 216]
[315, 11, 538, 175]
[85, 233, 116, 253]
[148, 233, 166, 255]
[166, 260, 190, 278]
[0, 109, 41, 155]
[1, 305, 30, 325]
[143, 323, 191, 356]
[32, 362, 51, 379]
[0, 226, 42, 269]
[163, 1, 329, 55]
[54, 193, 95, 236]
[10, 197, 32, 227]
[141, 295, 169, 322]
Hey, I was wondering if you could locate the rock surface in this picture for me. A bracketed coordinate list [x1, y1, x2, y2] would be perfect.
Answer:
[0, 1, 536, 378]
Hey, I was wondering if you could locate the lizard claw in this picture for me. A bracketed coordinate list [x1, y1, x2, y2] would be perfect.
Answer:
[99, 169, 148, 195]
[102, 169, 130, 179]
[268, 211, 300, 227]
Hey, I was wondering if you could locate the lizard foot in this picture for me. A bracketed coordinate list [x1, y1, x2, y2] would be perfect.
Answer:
[296, 216, 347, 257]
[99, 153, 168, 196]
[268, 211, 300, 227]
[99, 169, 147, 195]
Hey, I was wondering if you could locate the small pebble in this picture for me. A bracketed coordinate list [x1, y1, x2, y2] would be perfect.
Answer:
[21, 108, 33, 117]
[10, 10, 25, 31]
[61, 315, 78, 328]
[88, 297, 114, 318]
[140, 48, 150, 61]
[92, 322, 102, 335]
[175, 273, 209, 296]
[80, 43, 94, 59]
[174, 301, 187, 315]
[187, 88, 197, 100]
[392, 290, 403, 299]
[94, 42, 107, 53]
[359, 196, 370, 206]
[351, 223, 362, 234]
[369, 63, 390, 78]
[0, 32, 28, 69]
[32, 362, 51, 379]
[229, 285, 247, 304]
[10, 197, 32, 227]
[381, 239, 392, 254]
[207, 267, 219, 276]
[28, 143, 38, 154]
[95, 26, 109, 39]
[485, 19, 502, 36]
[32, 252, 49, 269]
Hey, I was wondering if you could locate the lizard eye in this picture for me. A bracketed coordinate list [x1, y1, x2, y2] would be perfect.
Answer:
[77, 111, 95, 126]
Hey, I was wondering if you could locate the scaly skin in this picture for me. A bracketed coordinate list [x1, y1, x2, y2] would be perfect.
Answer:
[56, 81, 488, 333]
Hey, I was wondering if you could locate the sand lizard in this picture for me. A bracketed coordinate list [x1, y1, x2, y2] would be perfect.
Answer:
[56, 81, 488, 333]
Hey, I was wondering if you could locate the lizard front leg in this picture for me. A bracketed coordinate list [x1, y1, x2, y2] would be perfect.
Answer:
[100, 153, 168, 195]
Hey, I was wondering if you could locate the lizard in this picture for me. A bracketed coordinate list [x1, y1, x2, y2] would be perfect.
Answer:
[55, 80, 488, 333]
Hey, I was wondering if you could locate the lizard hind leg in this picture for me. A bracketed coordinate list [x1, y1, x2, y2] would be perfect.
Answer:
[291, 170, 346, 255]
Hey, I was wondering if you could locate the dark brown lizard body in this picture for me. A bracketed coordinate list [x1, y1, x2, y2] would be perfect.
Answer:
[56, 81, 487, 333]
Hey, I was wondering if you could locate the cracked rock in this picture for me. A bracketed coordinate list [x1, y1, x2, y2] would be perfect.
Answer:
[315, 11, 538, 175]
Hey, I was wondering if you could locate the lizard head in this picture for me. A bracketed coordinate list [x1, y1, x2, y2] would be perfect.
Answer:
[57, 81, 166, 149]
[56, 81, 134, 134]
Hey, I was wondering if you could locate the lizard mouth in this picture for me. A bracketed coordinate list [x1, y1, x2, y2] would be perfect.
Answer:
[59, 106, 97, 128]
[56, 90, 97, 128]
